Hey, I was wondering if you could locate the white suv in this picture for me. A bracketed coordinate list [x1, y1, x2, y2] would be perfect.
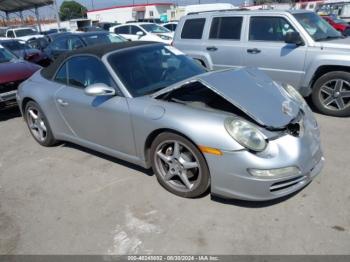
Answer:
[6, 27, 43, 41]
[109, 23, 173, 44]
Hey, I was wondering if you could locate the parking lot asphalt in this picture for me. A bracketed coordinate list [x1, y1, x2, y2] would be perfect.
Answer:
[0, 106, 349, 255]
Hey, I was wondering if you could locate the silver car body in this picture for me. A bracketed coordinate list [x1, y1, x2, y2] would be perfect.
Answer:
[173, 9, 350, 97]
[16, 42, 324, 201]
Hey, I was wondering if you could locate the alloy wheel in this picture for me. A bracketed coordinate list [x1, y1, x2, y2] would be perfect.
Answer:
[319, 79, 350, 111]
[26, 106, 47, 142]
[154, 140, 201, 192]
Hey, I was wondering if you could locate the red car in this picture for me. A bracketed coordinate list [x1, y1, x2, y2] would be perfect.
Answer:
[0, 45, 41, 108]
[322, 16, 350, 35]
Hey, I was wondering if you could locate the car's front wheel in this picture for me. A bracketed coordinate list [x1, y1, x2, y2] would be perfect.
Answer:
[24, 101, 57, 146]
[150, 132, 210, 198]
[312, 71, 350, 117]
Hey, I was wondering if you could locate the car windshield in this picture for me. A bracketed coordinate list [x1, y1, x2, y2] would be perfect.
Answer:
[0, 46, 16, 63]
[140, 24, 170, 33]
[108, 44, 206, 97]
[294, 12, 343, 41]
[333, 17, 348, 24]
[15, 29, 38, 37]
[82, 33, 125, 46]
[1, 41, 31, 51]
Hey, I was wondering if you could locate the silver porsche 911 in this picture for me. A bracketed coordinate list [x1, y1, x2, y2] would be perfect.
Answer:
[16, 41, 324, 200]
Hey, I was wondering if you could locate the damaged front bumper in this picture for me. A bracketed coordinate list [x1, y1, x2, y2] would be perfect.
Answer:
[206, 107, 324, 201]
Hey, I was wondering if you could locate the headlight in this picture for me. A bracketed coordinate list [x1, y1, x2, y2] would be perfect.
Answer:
[159, 35, 171, 40]
[224, 118, 267, 152]
[248, 166, 301, 178]
[283, 84, 306, 104]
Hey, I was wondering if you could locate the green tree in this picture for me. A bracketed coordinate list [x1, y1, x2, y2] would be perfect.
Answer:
[59, 0, 87, 21]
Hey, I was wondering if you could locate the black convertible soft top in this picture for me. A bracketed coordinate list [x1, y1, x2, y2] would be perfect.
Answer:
[41, 41, 158, 80]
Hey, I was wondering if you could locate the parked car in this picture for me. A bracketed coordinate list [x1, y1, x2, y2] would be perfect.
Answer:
[110, 23, 173, 44]
[162, 22, 178, 32]
[0, 44, 41, 108]
[97, 22, 120, 31]
[173, 10, 350, 117]
[5, 27, 43, 41]
[0, 39, 50, 66]
[17, 42, 324, 200]
[321, 15, 350, 35]
[44, 31, 126, 60]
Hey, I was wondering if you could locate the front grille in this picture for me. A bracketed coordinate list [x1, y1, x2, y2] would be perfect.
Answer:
[0, 81, 20, 94]
[270, 176, 307, 193]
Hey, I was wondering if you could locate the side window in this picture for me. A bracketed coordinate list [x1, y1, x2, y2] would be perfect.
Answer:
[209, 16, 243, 40]
[67, 37, 84, 50]
[249, 16, 296, 42]
[181, 18, 206, 39]
[51, 38, 68, 50]
[67, 56, 115, 88]
[7, 30, 14, 38]
[130, 26, 142, 35]
[115, 26, 129, 34]
[54, 62, 68, 84]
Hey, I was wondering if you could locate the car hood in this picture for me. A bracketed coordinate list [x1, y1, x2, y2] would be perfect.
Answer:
[0, 59, 41, 84]
[154, 68, 300, 129]
[315, 37, 350, 50]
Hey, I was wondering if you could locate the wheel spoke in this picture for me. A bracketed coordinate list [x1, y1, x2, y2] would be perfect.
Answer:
[39, 121, 47, 132]
[164, 171, 175, 181]
[341, 91, 350, 98]
[320, 85, 334, 95]
[335, 80, 343, 92]
[181, 159, 198, 169]
[179, 170, 193, 190]
[335, 97, 345, 110]
[29, 122, 38, 130]
[173, 141, 180, 158]
[323, 96, 336, 106]
[28, 109, 38, 120]
[38, 126, 45, 140]
[157, 151, 172, 163]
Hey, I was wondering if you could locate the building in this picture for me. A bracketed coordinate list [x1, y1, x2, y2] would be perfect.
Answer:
[87, 3, 173, 24]
[166, 3, 238, 21]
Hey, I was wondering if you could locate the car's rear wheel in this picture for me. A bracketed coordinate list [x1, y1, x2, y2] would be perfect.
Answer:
[150, 132, 210, 198]
[24, 101, 57, 146]
[312, 71, 350, 117]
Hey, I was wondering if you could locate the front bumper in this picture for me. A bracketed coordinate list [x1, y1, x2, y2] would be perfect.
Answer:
[207, 108, 324, 201]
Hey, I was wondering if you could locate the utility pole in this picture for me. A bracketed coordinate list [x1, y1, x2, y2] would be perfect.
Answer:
[53, 0, 61, 29]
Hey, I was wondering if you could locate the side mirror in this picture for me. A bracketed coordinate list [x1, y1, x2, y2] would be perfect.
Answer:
[136, 31, 144, 38]
[284, 32, 304, 46]
[85, 83, 116, 97]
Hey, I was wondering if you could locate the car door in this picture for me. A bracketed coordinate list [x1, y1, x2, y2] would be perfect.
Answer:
[205, 15, 245, 70]
[114, 25, 135, 41]
[54, 55, 136, 156]
[129, 25, 146, 41]
[243, 15, 307, 88]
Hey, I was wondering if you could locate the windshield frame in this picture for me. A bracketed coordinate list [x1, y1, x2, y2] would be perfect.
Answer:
[293, 12, 343, 42]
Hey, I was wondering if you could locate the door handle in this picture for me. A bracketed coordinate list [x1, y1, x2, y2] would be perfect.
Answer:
[206, 46, 218, 51]
[57, 98, 69, 106]
[247, 48, 261, 54]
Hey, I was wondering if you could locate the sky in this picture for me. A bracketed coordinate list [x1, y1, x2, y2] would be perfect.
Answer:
[0, 0, 247, 20]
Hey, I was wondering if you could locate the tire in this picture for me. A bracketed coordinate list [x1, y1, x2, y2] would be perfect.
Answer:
[150, 132, 210, 198]
[312, 71, 350, 117]
[24, 101, 57, 146]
